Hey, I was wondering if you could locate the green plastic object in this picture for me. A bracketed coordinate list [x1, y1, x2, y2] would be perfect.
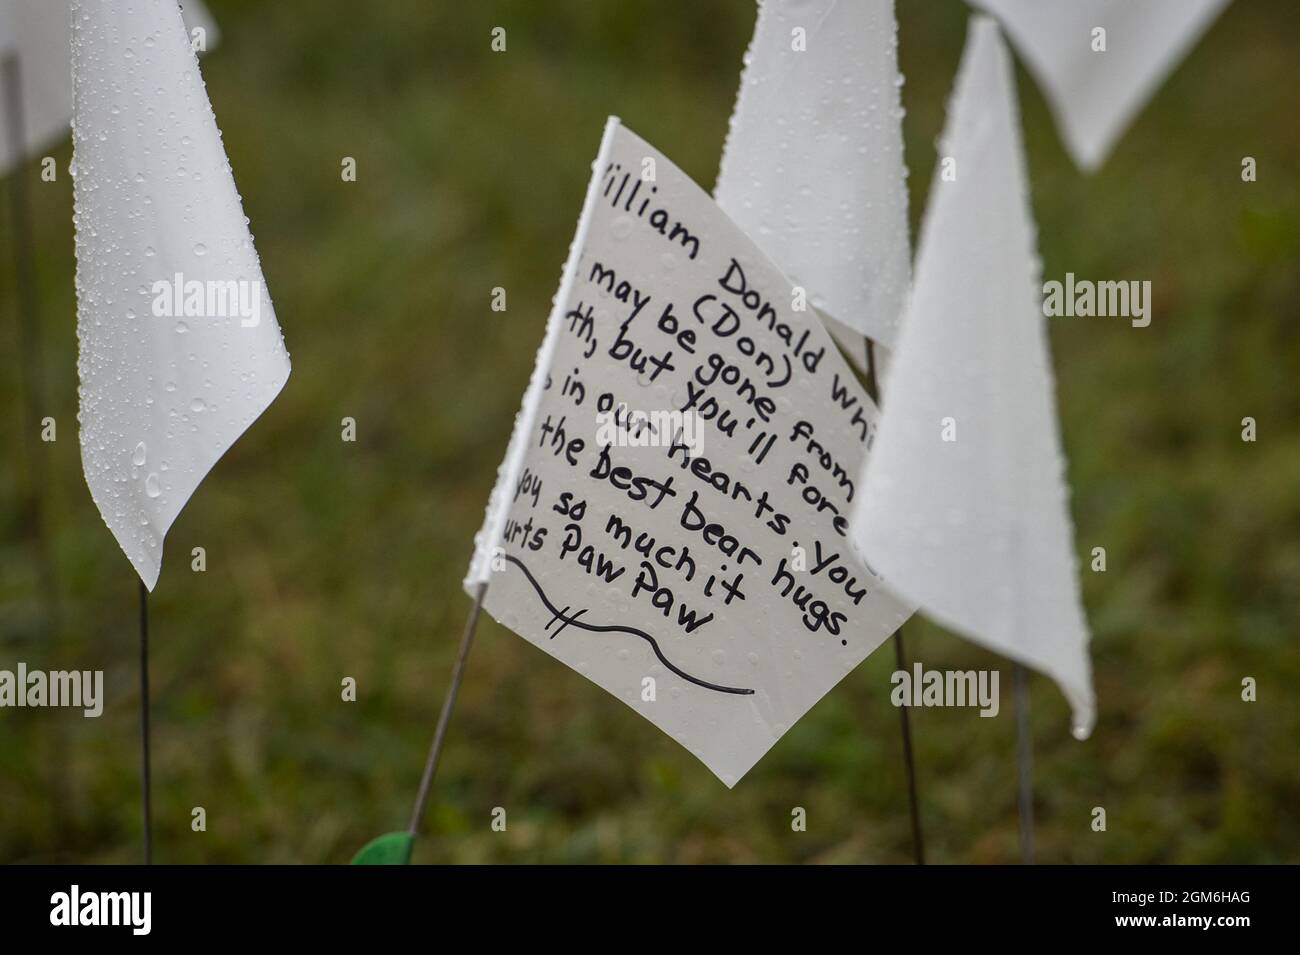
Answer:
[350, 831, 414, 865]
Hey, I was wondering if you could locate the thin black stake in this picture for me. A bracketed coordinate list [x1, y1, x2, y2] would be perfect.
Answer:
[864, 334, 881, 409]
[1014, 663, 1034, 864]
[865, 337, 924, 865]
[138, 580, 153, 865]
[894, 628, 924, 865]
[407, 581, 488, 837]
[3, 53, 60, 637]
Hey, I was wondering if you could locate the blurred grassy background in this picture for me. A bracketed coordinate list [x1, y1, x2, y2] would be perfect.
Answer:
[0, 0, 1296, 863]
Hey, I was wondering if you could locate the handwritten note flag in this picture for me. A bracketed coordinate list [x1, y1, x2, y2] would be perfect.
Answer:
[851, 17, 1095, 738]
[467, 119, 911, 785]
[72, 0, 289, 589]
[0, 0, 217, 175]
[715, 0, 912, 352]
[969, 0, 1231, 172]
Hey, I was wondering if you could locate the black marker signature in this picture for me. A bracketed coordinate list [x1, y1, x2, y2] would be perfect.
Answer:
[502, 553, 755, 696]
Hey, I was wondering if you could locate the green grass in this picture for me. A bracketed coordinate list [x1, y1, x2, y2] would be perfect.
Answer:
[0, 0, 1296, 863]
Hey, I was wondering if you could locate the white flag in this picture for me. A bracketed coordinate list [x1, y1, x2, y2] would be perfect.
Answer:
[467, 118, 911, 785]
[72, 0, 288, 590]
[969, 0, 1231, 172]
[0, 0, 217, 176]
[851, 17, 1094, 738]
[715, 0, 912, 352]
[0, 3, 14, 52]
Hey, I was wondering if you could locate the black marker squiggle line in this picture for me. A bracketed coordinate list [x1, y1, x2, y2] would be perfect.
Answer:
[503, 553, 755, 696]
